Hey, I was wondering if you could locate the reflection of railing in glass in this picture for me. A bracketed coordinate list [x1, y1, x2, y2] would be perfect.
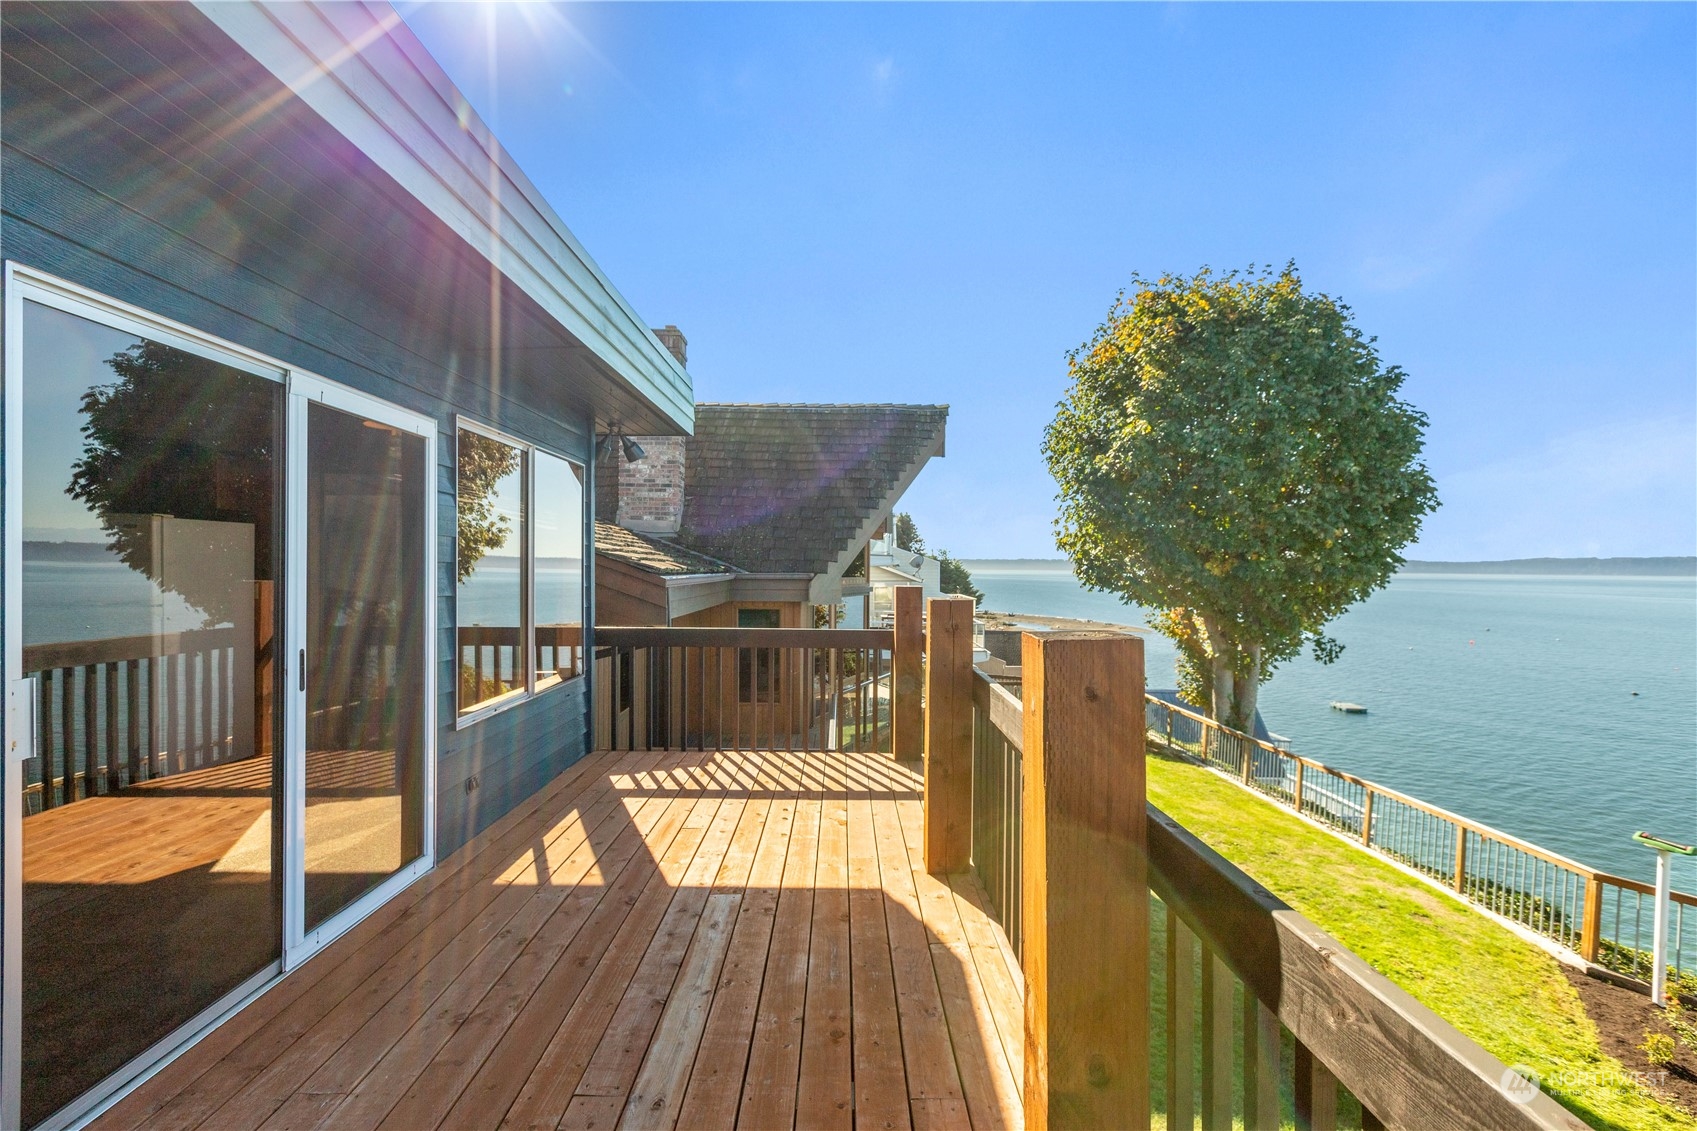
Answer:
[457, 624, 585, 707]
[24, 630, 247, 812]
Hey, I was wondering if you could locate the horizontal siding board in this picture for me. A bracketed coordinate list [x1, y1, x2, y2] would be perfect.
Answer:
[197, 0, 692, 433]
[3, 1, 609, 868]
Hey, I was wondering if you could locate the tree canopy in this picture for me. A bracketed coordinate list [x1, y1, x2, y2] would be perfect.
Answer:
[1042, 264, 1438, 731]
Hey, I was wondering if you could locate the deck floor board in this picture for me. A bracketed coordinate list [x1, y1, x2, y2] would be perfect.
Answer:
[93, 748, 1022, 1131]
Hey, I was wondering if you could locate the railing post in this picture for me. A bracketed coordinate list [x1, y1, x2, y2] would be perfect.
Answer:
[1453, 825, 1468, 893]
[1021, 630, 1148, 1130]
[893, 585, 924, 761]
[1166, 913, 1196, 1131]
[1360, 789, 1375, 845]
[1581, 873, 1603, 962]
[923, 596, 974, 874]
[1199, 948, 1232, 1131]
[1294, 1038, 1338, 1131]
[1293, 759, 1306, 812]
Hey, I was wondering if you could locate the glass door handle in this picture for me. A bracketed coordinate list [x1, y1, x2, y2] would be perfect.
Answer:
[7, 677, 37, 763]
[299, 649, 306, 692]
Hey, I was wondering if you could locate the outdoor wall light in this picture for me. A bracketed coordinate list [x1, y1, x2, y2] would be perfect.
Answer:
[595, 432, 647, 462]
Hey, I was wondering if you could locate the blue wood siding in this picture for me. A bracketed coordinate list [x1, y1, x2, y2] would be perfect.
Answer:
[2, 1, 605, 860]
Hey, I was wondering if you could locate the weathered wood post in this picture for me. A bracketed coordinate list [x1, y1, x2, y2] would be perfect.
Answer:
[893, 585, 924, 762]
[1580, 873, 1603, 962]
[923, 595, 975, 873]
[1021, 630, 1149, 1130]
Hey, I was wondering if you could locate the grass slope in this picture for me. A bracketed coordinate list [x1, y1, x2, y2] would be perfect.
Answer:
[1147, 749, 1694, 1131]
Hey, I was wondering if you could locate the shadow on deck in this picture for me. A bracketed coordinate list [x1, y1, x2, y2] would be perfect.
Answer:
[95, 748, 1024, 1131]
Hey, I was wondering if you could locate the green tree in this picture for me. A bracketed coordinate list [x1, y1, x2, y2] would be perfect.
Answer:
[938, 551, 984, 606]
[893, 512, 925, 554]
[1042, 264, 1438, 732]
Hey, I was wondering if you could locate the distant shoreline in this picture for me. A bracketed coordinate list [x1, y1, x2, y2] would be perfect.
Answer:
[963, 555, 1697, 577]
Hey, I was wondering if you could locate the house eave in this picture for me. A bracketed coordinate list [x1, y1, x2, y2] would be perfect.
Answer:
[194, 0, 693, 436]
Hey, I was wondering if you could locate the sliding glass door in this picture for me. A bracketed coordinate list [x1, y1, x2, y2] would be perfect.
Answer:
[296, 397, 430, 943]
[4, 272, 437, 1129]
[7, 295, 286, 1129]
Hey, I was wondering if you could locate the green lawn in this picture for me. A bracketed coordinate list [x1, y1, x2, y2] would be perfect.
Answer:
[1146, 747, 1695, 1131]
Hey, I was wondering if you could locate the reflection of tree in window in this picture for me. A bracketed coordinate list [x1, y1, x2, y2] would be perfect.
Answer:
[65, 341, 277, 626]
[456, 431, 522, 581]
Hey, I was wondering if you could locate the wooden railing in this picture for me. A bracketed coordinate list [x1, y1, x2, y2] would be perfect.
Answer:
[969, 671, 1023, 959]
[22, 627, 252, 812]
[1145, 695, 1697, 992]
[954, 628, 1584, 1129]
[1148, 807, 1585, 1131]
[591, 626, 893, 753]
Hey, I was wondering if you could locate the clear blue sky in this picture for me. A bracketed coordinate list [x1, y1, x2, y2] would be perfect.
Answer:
[403, 2, 1695, 562]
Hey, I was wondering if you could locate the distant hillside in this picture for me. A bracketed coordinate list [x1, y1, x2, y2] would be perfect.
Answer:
[1401, 557, 1696, 576]
[964, 556, 1697, 577]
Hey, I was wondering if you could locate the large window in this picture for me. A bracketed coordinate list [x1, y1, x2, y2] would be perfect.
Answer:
[455, 423, 584, 720]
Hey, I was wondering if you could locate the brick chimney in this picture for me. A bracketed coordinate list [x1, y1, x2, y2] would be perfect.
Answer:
[612, 435, 685, 536]
[603, 327, 689, 536]
[652, 325, 687, 367]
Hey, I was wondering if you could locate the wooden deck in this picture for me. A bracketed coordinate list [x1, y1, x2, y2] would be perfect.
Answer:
[95, 748, 1024, 1131]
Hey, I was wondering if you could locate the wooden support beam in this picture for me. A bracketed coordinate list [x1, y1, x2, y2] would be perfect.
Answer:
[1021, 630, 1148, 1130]
[893, 586, 924, 762]
[922, 596, 975, 873]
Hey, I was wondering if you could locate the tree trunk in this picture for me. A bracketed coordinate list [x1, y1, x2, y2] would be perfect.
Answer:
[1200, 614, 1259, 734]
[1230, 646, 1260, 737]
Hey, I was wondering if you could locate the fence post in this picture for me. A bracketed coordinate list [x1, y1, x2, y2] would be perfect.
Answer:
[1361, 789, 1375, 845]
[1293, 759, 1306, 812]
[893, 586, 924, 761]
[1021, 630, 1148, 1130]
[923, 596, 975, 874]
[1581, 874, 1603, 962]
[1453, 825, 1468, 893]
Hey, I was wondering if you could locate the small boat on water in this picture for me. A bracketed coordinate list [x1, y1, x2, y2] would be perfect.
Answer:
[1330, 701, 1368, 714]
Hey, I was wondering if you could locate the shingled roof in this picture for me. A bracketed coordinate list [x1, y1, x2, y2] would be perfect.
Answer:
[593, 521, 741, 576]
[671, 404, 948, 576]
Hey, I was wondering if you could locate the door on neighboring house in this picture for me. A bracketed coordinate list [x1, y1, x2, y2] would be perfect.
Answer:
[2, 269, 436, 1131]
[735, 607, 783, 748]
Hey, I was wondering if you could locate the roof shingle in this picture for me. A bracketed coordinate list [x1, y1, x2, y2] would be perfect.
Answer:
[594, 521, 741, 576]
[671, 403, 947, 576]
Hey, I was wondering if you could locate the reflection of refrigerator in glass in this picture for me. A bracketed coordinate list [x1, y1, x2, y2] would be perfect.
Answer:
[112, 514, 256, 774]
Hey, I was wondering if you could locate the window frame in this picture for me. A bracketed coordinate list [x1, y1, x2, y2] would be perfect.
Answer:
[453, 416, 586, 728]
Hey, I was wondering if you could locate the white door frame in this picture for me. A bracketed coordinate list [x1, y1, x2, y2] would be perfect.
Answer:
[283, 372, 437, 970]
[0, 265, 438, 1128]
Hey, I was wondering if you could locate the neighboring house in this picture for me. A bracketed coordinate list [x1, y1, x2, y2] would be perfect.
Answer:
[866, 530, 944, 627]
[0, 4, 689, 1127]
[595, 390, 948, 631]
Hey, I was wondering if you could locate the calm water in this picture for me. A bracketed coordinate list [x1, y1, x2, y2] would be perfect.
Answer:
[965, 560, 1697, 883]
